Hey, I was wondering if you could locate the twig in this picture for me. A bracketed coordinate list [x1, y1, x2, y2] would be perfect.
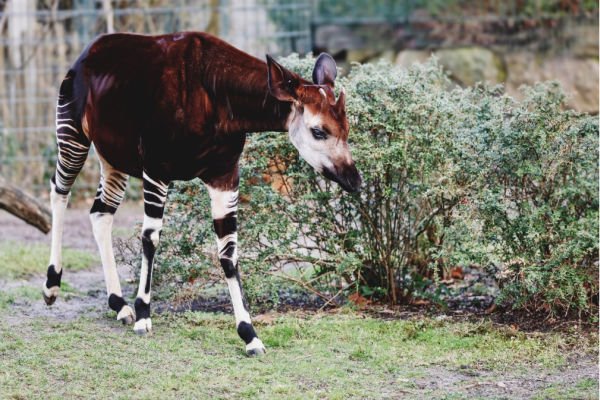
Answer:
[266, 271, 334, 303]
[318, 286, 345, 311]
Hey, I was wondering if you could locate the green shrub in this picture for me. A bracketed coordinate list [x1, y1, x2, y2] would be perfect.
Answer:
[155, 55, 598, 317]
[473, 84, 599, 315]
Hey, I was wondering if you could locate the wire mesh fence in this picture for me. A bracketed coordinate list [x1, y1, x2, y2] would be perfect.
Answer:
[0, 0, 311, 195]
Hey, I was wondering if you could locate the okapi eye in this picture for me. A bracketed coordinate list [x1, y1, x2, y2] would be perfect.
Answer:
[310, 127, 328, 140]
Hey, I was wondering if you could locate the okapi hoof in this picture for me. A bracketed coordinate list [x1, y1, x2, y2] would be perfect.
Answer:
[42, 292, 57, 306]
[246, 338, 266, 357]
[42, 285, 60, 306]
[117, 305, 135, 325]
[246, 347, 266, 357]
[133, 318, 152, 335]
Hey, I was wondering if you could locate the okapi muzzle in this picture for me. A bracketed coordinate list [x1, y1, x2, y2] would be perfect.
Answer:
[322, 161, 362, 193]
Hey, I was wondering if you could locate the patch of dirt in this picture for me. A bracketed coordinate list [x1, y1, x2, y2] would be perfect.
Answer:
[411, 354, 598, 399]
[0, 202, 143, 251]
[159, 288, 331, 315]
[1, 202, 143, 322]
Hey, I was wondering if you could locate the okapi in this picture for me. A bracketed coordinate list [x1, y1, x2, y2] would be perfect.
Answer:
[43, 32, 361, 356]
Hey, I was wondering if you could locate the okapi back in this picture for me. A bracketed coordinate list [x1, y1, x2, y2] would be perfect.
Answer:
[77, 32, 290, 182]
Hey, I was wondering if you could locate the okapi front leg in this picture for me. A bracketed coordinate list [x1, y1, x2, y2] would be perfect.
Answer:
[206, 185, 266, 356]
[133, 172, 168, 335]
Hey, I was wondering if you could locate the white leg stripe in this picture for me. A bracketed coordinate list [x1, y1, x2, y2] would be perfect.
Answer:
[90, 212, 122, 297]
[43, 284, 60, 298]
[142, 171, 168, 196]
[226, 277, 251, 326]
[205, 186, 238, 219]
[136, 215, 163, 302]
[246, 337, 265, 352]
[56, 99, 75, 108]
[216, 233, 238, 263]
[56, 123, 79, 133]
[48, 182, 69, 270]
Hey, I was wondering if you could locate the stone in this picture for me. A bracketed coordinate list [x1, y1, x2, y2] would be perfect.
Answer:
[564, 20, 599, 58]
[397, 47, 505, 86]
[504, 52, 599, 113]
[314, 25, 362, 54]
[395, 49, 432, 68]
[434, 47, 505, 86]
[347, 48, 381, 63]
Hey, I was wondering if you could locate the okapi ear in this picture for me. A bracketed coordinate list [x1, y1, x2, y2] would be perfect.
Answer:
[312, 53, 337, 88]
[266, 54, 299, 102]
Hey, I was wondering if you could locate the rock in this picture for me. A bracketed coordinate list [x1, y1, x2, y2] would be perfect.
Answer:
[564, 21, 599, 58]
[377, 50, 397, 64]
[435, 47, 505, 86]
[314, 25, 362, 54]
[395, 49, 432, 68]
[347, 48, 381, 63]
[396, 47, 505, 86]
[504, 52, 599, 113]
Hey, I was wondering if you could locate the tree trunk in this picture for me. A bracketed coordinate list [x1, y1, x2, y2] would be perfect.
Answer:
[0, 176, 51, 233]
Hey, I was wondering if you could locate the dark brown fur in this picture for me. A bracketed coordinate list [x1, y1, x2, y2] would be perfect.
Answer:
[80, 32, 295, 187]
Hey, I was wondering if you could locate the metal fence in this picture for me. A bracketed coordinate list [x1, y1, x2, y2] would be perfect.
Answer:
[0, 0, 311, 194]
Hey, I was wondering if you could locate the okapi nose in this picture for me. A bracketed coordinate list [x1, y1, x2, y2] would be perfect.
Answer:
[323, 162, 362, 193]
[343, 163, 362, 193]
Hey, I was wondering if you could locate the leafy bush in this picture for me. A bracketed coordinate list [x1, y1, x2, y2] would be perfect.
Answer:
[472, 84, 598, 315]
[154, 55, 598, 317]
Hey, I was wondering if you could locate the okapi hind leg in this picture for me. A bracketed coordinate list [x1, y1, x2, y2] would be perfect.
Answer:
[205, 184, 266, 356]
[133, 172, 169, 335]
[90, 157, 135, 324]
[44, 71, 90, 305]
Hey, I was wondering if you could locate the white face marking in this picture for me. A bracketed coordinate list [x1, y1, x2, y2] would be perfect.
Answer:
[287, 105, 352, 173]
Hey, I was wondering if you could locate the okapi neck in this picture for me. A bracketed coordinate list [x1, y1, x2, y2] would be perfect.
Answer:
[203, 59, 293, 135]
[214, 90, 292, 135]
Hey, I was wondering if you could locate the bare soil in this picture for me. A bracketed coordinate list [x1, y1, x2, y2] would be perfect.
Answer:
[1, 202, 143, 321]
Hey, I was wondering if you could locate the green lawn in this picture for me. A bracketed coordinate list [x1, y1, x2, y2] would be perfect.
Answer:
[0, 238, 597, 399]
[0, 307, 597, 399]
[0, 241, 97, 280]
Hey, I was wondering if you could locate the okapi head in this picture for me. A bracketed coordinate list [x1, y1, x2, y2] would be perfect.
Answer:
[266, 53, 362, 193]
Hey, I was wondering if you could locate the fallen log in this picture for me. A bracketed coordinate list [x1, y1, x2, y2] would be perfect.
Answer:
[0, 176, 51, 233]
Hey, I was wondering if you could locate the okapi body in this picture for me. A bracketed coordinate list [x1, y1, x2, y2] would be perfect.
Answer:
[43, 32, 361, 355]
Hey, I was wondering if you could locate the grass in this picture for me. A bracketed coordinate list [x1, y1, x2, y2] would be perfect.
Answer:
[0, 308, 597, 399]
[533, 378, 600, 400]
[0, 241, 97, 280]
[0, 282, 82, 310]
